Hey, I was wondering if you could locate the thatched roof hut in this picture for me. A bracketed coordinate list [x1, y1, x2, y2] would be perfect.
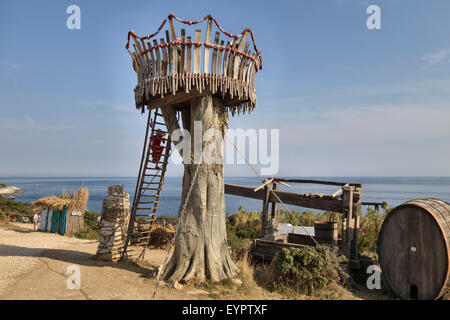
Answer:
[33, 187, 89, 235]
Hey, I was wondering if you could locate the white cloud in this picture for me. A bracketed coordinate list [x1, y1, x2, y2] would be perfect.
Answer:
[421, 48, 450, 66]
[0, 60, 24, 70]
[281, 103, 450, 147]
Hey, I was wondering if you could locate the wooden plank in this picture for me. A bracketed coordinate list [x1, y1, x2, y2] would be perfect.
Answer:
[233, 31, 249, 79]
[145, 89, 212, 109]
[225, 183, 343, 212]
[168, 16, 178, 77]
[271, 182, 279, 220]
[180, 29, 186, 73]
[261, 186, 270, 237]
[140, 39, 152, 77]
[186, 35, 192, 74]
[238, 42, 250, 82]
[222, 41, 230, 76]
[226, 39, 238, 77]
[165, 30, 172, 75]
[133, 44, 144, 81]
[244, 53, 254, 84]
[152, 40, 161, 77]
[193, 30, 202, 74]
[273, 178, 362, 188]
[211, 32, 220, 75]
[203, 18, 212, 73]
[148, 44, 157, 79]
[160, 38, 168, 77]
[254, 178, 274, 192]
[217, 40, 225, 77]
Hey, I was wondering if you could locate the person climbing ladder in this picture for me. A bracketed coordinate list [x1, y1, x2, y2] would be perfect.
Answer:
[150, 129, 166, 169]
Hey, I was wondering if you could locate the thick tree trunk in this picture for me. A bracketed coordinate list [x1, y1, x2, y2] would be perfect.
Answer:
[163, 95, 239, 283]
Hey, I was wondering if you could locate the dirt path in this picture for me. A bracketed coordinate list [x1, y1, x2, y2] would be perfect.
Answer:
[0, 223, 284, 300]
[0, 223, 390, 300]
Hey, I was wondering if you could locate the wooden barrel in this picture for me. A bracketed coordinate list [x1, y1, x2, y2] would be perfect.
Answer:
[314, 222, 338, 243]
[378, 199, 450, 299]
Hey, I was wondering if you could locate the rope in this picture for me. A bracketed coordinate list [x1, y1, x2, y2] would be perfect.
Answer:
[125, 13, 262, 70]
[225, 135, 319, 245]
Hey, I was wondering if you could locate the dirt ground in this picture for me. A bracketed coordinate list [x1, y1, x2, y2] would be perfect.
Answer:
[0, 223, 283, 300]
[0, 223, 389, 300]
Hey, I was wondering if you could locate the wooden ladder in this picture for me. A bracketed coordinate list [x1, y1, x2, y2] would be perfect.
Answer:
[122, 108, 172, 260]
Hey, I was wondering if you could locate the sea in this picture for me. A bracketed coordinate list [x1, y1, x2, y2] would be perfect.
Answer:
[1, 177, 449, 216]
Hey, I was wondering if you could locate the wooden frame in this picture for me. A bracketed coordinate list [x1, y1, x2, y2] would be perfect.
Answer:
[225, 178, 363, 268]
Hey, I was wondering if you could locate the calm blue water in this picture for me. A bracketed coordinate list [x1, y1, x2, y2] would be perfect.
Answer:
[1, 177, 449, 216]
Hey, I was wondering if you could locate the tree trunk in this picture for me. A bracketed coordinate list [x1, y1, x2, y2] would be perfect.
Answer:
[163, 95, 239, 283]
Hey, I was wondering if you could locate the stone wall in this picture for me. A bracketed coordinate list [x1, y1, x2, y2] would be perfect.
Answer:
[96, 185, 130, 262]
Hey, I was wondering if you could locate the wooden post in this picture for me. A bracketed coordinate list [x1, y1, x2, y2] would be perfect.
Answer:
[342, 185, 354, 260]
[261, 185, 270, 237]
[351, 187, 362, 263]
[271, 182, 278, 220]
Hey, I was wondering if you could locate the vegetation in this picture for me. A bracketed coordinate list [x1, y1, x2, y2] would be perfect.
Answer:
[226, 207, 261, 259]
[73, 210, 100, 240]
[0, 197, 35, 225]
[0, 183, 7, 188]
[224, 205, 389, 259]
[269, 246, 348, 295]
[359, 207, 389, 260]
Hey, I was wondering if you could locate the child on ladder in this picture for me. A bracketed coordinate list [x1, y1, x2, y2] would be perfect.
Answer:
[150, 129, 166, 169]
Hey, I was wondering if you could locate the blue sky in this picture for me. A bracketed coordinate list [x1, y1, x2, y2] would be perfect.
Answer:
[0, 0, 449, 177]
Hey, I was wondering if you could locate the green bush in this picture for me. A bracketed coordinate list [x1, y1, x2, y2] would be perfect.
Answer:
[226, 229, 253, 260]
[359, 208, 387, 257]
[272, 245, 348, 295]
[236, 228, 259, 239]
[0, 197, 34, 219]
[73, 210, 100, 240]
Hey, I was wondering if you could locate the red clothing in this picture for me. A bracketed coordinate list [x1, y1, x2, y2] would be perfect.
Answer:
[151, 136, 164, 163]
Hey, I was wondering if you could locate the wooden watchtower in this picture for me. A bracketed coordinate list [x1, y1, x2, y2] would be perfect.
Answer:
[122, 14, 262, 283]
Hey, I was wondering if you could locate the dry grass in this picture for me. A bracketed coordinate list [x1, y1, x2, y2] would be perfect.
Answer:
[148, 223, 175, 249]
[230, 251, 355, 300]
[32, 187, 89, 211]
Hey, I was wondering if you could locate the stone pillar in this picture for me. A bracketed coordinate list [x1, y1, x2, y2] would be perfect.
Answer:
[96, 185, 130, 262]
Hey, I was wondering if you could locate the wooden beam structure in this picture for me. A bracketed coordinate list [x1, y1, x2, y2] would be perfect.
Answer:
[225, 183, 347, 212]
[225, 178, 363, 268]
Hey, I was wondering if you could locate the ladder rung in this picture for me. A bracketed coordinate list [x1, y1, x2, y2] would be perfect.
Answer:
[141, 187, 160, 191]
[151, 129, 168, 134]
[140, 195, 159, 197]
[145, 167, 167, 171]
[144, 174, 162, 177]
[139, 201, 160, 204]
[136, 207, 157, 210]
[142, 182, 162, 185]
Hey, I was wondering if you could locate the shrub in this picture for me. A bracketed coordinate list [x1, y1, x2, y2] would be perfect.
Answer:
[271, 245, 348, 295]
[359, 208, 387, 257]
[226, 210, 262, 259]
[227, 229, 253, 260]
[147, 223, 175, 248]
[226, 210, 261, 234]
[235, 227, 259, 239]
[73, 210, 100, 240]
[0, 197, 34, 219]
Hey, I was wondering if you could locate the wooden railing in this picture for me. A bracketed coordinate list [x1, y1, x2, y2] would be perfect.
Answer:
[127, 14, 262, 114]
